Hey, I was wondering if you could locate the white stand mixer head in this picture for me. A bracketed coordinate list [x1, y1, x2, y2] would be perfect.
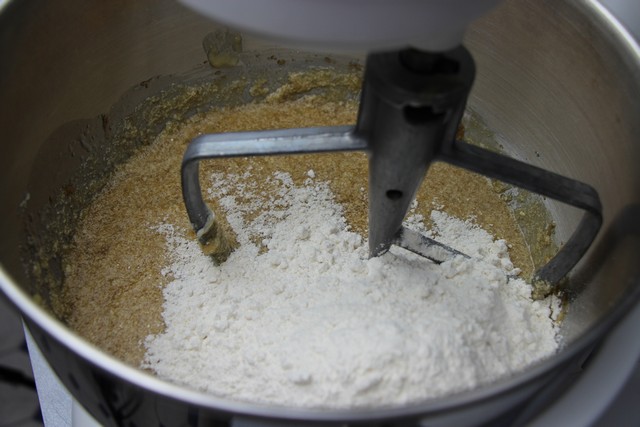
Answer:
[179, 0, 502, 51]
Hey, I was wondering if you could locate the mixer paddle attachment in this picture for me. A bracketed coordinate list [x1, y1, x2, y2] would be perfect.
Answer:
[182, 47, 602, 292]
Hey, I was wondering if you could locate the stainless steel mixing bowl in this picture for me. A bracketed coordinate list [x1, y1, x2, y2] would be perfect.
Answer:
[1, 0, 640, 425]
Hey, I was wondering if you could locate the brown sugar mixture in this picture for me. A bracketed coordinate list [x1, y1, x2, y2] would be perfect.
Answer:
[60, 79, 536, 367]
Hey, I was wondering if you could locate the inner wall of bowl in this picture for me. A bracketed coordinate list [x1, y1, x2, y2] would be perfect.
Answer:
[467, 0, 640, 337]
[0, 0, 217, 283]
[1, 0, 639, 352]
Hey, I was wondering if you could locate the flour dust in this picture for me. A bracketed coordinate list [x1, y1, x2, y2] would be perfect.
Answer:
[142, 169, 559, 408]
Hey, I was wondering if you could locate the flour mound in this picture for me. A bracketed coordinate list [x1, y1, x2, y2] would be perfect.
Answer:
[143, 171, 559, 408]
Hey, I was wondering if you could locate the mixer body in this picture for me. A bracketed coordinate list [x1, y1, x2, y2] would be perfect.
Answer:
[179, 0, 503, 52]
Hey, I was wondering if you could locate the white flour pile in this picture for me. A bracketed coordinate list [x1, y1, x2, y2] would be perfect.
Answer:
[143, 169, 560, 408]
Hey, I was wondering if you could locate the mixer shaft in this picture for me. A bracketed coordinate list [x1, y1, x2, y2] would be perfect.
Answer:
[356, 48, 475, 255]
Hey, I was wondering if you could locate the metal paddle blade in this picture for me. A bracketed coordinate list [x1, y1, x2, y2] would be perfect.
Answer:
[392, 227, 469, 264]
[181, 47, 602, 294]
